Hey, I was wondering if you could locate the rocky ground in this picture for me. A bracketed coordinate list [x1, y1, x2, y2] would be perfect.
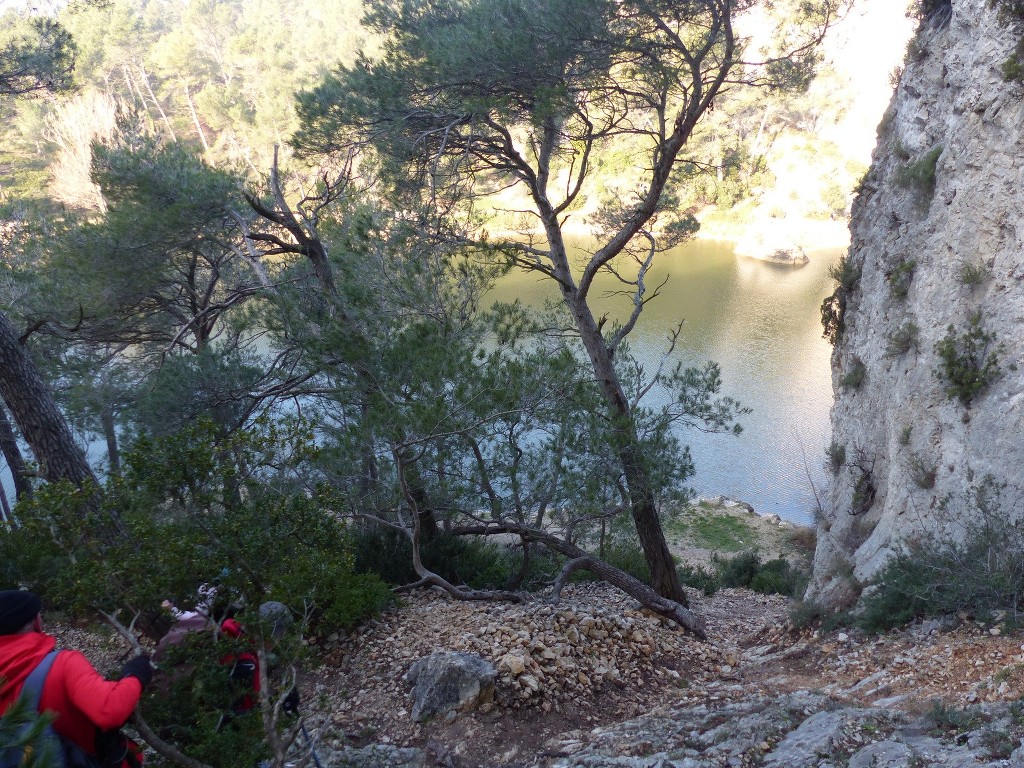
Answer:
[46, 503, 1024, 766]
[295, 585, 1024, 768]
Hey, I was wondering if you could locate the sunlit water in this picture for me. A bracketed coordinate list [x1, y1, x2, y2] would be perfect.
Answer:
[488, 240, 841, 525]
[0, 241, 839, 526]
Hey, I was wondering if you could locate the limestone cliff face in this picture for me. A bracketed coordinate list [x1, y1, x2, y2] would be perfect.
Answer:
[807, 0, 1024, 606]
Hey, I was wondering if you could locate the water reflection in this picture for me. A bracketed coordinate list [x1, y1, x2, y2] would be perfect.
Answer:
[489, 239, 840, 524]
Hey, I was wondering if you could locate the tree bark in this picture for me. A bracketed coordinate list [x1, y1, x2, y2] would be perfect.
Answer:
[101, 404, 121, 477]
[546, 232, 688, 606]
[0, 310, 96, 488]
[0, 398, 33, 500]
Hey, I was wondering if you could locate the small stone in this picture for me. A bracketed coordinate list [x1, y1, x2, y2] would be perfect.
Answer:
[499, 653, 528, 676]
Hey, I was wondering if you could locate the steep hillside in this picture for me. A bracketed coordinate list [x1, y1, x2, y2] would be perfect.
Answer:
[808, 0, 1024, 606]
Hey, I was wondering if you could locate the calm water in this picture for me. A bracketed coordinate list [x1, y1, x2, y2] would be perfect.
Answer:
[0, 241, 838, 526]
[489, 240, 841, 525]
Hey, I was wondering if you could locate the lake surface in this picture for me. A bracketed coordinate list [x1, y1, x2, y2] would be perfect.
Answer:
[1, 240, 839, 527]
[488, 240, 841, 525]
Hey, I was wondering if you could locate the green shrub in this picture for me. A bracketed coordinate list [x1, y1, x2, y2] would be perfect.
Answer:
[927, 700, 985, 734]
[0, 420, 394, 766]
[714, 551, 805, 596]
[351, 527, 557, 591]
[821, 253, 861, 345]
[717, 550, 761, 588]
[750, 560, 795, 595]
[677, 564, 719, 596]
[859, 476, 1024, 631]
[895, 146, 942, 198]
[909, 453, 937, 490]
[887, 259, 916, 299]
[898, 425, 913, 446]
[141, 631, 269, 767]
[825, 441, 846, 475]
[841, 358, 867, 390]
[933, 312, 1003, 406]
[982, 728, 1016, 760]
[960, 262, 991, 286]
[886, 322, 919, 357]
[1003, 48, 1024, 83]
[600, 541, 652, 583]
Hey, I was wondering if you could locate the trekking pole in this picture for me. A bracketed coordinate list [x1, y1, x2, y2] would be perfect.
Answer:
[299, 722, 325, 768]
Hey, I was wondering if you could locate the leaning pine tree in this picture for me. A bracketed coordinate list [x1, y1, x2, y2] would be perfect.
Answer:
[293, 0, 837, 612]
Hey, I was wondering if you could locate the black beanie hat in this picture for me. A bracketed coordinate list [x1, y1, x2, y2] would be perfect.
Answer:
[0, 590, 42, 635]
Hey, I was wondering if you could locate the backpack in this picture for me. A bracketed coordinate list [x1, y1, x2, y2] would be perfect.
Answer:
[0, 652, 98, 768]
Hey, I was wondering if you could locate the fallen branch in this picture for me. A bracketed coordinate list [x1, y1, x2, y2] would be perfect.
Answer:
[395, 574, 528, 603]
[550, 556, 595, 601]
[451, 522, 708, 640]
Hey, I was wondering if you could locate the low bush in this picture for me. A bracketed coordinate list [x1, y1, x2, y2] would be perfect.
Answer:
[0, 420, 394, 767]
[859, 476, 1024, 631]
[887, 259, 916, 299]
[933, 312, 1003, 406]
[351, 527, 558, 591]
[886, 322, 919, 357]
[960, 262, 991, 286]
[677, 563, 720, 596]
[714, 551, 806, 597]
[825, 441, 846, 475]
[894, 146, 942, 198]
[840, 358, 867, 390]
[908, 453, 937, 490]
[927, 700, 986, 734]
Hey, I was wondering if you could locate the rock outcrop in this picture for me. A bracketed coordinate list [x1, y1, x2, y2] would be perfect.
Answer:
[808, 0, 1024, 605]
[405, 651, 496, 722]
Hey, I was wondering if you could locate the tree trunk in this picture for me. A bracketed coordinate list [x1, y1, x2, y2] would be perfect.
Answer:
[0, 310, 96, 488]
[0, 470, 13, 527]
[562, 284, 688, 605]
[101, 404, 121, 477]
[0, 398, 33, 500]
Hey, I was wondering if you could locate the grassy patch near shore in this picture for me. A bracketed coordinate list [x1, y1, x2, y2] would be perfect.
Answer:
[668, 505, 760, 552]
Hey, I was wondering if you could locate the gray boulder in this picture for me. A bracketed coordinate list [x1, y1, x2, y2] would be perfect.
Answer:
[405, 651, 496, 722]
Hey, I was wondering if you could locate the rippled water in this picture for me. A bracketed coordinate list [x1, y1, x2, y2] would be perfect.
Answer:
[491, 240, 841, 525]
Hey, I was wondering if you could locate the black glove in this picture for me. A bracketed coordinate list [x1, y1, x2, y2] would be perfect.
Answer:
[283, 685, 300, 715]
[95, 730, 143, 768]
[229, 658, 257, 685]
[120, 654, 154, 689]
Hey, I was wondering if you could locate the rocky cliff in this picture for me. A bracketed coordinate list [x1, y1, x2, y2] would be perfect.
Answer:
[808, 0, 1024, 606]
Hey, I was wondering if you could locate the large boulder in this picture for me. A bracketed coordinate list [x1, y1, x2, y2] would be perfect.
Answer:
[404, 651, 496, 722]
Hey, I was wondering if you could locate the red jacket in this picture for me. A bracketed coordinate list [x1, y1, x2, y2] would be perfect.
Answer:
[0, 631, 143, 755]
[219, 618, 259, 712]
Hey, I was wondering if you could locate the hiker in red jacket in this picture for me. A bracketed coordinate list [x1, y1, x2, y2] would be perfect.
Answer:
[0, 590, 153, 766]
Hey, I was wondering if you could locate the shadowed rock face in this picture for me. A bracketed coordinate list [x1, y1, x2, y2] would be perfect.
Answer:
[808, 0, 1024, 607]
[405, 651, 496, 723]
